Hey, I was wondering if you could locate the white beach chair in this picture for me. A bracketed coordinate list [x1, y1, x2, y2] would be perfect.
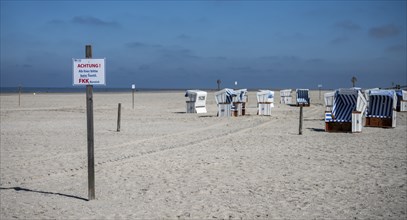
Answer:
[257, 90, 274, 116]
[324, 91, 335, 112]
[396, 90, 407, 112]
[185, 90, 207, 114]
[279, 89, 292, 104]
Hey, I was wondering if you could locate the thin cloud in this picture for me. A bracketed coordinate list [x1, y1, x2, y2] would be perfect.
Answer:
[125, 42, 162, 49]
[71, 16, 120, 27]
[334, 20, 361, 31]
[15, 64, 32, 68]
[306, 58, 325, 63]
[385, 44, 406, 53]
[369, 24, 400, 39]
[157, 48, 200, 60]
[330, 37, 349, 45]
[47, 19, 65, 25]
[176, 34, 192, 40]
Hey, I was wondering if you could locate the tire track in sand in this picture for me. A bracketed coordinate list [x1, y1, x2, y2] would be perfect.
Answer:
[2, 117, 274, 185]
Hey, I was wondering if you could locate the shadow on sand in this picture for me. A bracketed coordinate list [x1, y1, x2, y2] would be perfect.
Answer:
[307, 128, 325, 132]
[173, 112, 186, 114]
[0, 186, 88, 201]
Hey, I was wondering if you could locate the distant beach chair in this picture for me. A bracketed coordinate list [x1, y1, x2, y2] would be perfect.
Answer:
[257, 90, 274, 116]
[215, 88, 236, 117]
[365, 90, 397, 128]
[185, 90, 207, 113]
[396, 90, 407, 112]
[279, 89, 292, 104]
[232, 89, 248, 116]
[296, 89, 310, 106]
[324, 91, 335, 112]
[325, 88, 367, 133]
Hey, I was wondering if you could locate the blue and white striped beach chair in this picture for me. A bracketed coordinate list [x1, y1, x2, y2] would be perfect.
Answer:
[231, 89, 248, 116]
[325, 88, 366, 132]
[296, 89, 310, 106]
[331, 90, 357, 122]
[215, 88, 236, 104]
[365, 90, 397, 127]
[215, 88, 239, 117]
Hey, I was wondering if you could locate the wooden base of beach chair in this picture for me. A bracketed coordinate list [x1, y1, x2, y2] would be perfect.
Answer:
[258, 102, 272, 116]
[325, 122, 351, 132]
[218, 103, 231, 117]
[365, 117, 392, 128]
[232, 102, 246, 116]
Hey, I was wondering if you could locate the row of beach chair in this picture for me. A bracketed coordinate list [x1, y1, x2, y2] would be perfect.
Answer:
[186, 88, 310, 116]
[186, 88, 406, 133]
[324, 88, 406, 132]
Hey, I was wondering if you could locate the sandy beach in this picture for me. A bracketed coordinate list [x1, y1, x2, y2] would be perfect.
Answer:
[0, 90, 406, 219]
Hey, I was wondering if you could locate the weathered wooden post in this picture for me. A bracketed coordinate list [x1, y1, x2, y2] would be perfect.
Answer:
[18, 85, 21, 107]
[318, 84, 322, 100]
[117, 103, 121, 132]
[85, 45, 95, 200]
[299, 105, 303, 135]
[131, 84, 135, 110]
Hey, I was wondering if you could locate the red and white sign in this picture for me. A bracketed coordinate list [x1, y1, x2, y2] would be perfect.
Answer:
[73, 58, 106, 85]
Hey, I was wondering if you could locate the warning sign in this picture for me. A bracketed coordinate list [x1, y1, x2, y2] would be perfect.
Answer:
[73, 58, 106, 85]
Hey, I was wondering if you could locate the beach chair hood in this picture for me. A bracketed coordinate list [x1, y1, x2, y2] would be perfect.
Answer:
[296, 89, 310, 105]
[330, 88, 365, 122]
[257, 90, 274, 103]
[215, 88, 237, 104]
[367, 90, 396, 118]
[233, 89, 248, 102]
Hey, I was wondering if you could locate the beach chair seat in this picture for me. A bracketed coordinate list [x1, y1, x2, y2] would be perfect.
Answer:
[365, 90, 396, 127]
[296, 89, 310, 106]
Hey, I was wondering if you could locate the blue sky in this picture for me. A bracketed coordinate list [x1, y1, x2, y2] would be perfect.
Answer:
[1, 0, 406, 89]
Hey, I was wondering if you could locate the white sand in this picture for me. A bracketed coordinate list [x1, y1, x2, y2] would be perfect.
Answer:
[1, 90, 406, 219]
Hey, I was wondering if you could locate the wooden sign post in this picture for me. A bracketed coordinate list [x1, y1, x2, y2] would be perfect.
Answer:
[132, 84, 135, 110]
[117, 103, 121, 132]
[85, 45, 95, 200]
[318, 84, 322, 100]
[299, 105, 303, 135]
[73, 45, 105, 201]
[18, 85, 21, 107]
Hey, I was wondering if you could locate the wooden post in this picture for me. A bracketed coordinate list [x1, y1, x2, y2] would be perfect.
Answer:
[18, 85, 21, 107]
[319, 87, 321, 100]
[132, 89, 135, 110]
[299, 105, 303, 135]
[85, 45, 95, 200]
[117, 103, 121, 132]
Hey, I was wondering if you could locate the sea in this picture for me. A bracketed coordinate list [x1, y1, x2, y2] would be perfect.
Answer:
[0, 87, 217, 94]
